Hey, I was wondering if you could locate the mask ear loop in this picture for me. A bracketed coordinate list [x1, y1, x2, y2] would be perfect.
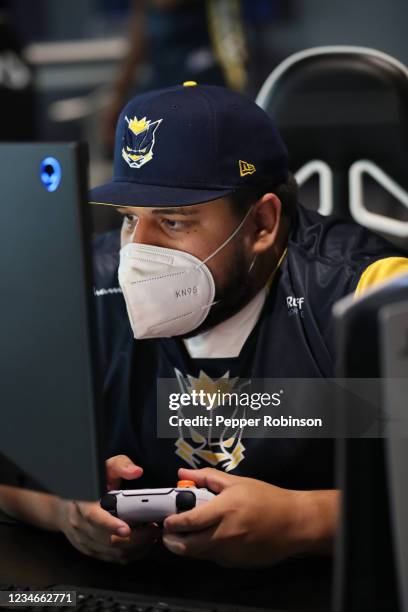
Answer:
[194, 205, 255, 313]
[248, 254, 257, 274]
[198, 204, 254, 268]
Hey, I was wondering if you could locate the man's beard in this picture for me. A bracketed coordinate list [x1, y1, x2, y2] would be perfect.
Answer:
[181, 244, 257, 339]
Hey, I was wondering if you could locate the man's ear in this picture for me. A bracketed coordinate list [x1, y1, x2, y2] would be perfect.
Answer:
[251, 193, 282, 254]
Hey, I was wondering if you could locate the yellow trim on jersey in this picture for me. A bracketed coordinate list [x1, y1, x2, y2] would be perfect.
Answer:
[355, 257, 408, 297]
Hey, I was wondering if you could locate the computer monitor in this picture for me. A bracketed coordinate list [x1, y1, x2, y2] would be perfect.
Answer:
[332, 274, 408, 612]
[0, 143, 105, 501]
[380, 298, 408, 612]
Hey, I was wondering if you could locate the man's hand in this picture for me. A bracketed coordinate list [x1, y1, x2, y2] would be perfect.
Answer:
[57, 455, 159, 564]
[162, 468, 340, 568]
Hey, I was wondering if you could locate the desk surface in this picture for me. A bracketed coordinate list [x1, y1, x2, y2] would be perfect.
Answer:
[0, 517, 333, 611]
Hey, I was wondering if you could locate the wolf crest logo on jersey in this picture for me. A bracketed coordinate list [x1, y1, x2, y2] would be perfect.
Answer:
[121, 115, 162, 169]
[173, 369, 248, 472]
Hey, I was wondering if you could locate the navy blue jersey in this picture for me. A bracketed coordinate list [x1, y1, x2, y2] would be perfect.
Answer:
[93, 205, 408, 490]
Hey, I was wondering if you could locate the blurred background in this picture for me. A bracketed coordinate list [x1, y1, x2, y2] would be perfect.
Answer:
[1, 0, 407, 234]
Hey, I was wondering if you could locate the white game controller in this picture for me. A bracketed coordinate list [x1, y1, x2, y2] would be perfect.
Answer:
[100, 480, 215, 524]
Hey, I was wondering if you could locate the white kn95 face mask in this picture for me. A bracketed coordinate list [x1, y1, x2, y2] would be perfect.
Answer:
[118, 206, 253, 339]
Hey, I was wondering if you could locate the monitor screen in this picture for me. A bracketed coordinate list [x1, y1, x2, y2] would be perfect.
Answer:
[0, 143, 105, 501]
[332, 275, 408, 612]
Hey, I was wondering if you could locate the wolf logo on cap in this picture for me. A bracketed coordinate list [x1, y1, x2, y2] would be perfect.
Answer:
[122, 114, 162, 169]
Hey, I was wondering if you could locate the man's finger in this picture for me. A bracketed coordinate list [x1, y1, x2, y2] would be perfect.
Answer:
[80, 513, 129, 545]
[111, 523, 160, 549]
[177, 467, 238, 494]
[106, 455, 143, 490]
[163, 495, 222, 533]
[163, 525, 218, 560]
[75, 501, 131, 538]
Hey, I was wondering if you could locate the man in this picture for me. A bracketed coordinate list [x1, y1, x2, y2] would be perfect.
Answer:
[1, 82, 407, 567]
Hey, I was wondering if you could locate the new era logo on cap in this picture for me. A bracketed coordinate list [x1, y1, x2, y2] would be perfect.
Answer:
[89, 83, 288, 208]
[239, 160, 256, 177]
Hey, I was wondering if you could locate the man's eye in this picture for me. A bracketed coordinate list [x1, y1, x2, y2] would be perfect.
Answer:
[163, 219, 186, 231]
[123, 214, 138, 226]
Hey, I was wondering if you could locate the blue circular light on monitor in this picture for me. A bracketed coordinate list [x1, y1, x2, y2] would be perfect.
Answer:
[40, 157, 62, 192]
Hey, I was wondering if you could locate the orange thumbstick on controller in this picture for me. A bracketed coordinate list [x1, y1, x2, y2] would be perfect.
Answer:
[177, 480, 196, 488]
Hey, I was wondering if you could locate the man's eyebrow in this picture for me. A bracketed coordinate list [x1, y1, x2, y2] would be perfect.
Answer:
[151, 207, 198, 216]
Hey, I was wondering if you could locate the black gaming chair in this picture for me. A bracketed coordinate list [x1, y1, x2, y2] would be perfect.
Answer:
[256, 46, 408, 242]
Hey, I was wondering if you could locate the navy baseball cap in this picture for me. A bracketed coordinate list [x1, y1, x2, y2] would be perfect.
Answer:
[89, 82, 288, 208]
